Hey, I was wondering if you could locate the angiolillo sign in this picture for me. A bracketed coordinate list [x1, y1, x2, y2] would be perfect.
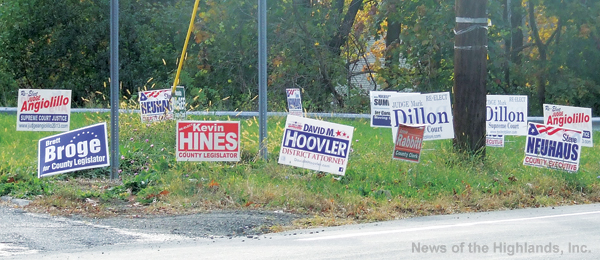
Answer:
[17, 89, 72, 132]
[38, 123, 110, 178]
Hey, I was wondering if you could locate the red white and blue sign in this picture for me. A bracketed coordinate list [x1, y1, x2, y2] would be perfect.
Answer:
[278, 115, 354, 176]
[38, 123, 110, 178]
[286, 88, 303, 117]
[523, 123, 582, 172]
[139, 89, 174, 123]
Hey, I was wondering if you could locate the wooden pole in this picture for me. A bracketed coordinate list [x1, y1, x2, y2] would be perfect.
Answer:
[453, 0, 488, 157]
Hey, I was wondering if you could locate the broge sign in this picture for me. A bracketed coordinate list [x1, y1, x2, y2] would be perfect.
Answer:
[176, 121, 240, 162]
[38, 123, 109, 178]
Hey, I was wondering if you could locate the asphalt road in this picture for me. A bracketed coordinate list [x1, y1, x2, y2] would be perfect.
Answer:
[3, 203, 600, 259]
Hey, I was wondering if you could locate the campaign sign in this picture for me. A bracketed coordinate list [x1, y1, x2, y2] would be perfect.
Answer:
[393, 124, 425, 163]
[176, 121, 240, 162]
[139, 89, 173, 123]
[174, 86, 186, 120]
[286, 88, 303, 117]
[543, 104, 592, 147]
[389, 92, 454, 142]
[278, 115, 354, 176]
[486, 95, 528, 136]
[370, 91, 420, 127]
[486, 135, 505, 147]
[523, 123, 582, 172]
[38, 123, 110, 178]
[17, 89, 72, 132]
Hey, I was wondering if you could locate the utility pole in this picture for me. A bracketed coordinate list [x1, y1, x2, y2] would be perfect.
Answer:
[453, 0, 488, 157]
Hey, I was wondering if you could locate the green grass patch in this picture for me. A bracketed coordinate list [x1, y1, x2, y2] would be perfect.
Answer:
[1, 111, 600, 224]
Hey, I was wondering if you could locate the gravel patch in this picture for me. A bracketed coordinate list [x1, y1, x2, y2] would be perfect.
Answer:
[72, 210, 302, 238]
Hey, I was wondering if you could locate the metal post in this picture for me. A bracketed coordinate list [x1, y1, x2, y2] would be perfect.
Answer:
[258, 0, 268, 160]
[110, 0, 120, 180]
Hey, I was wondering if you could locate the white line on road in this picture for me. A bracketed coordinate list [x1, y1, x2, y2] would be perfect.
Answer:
[298, 210, 600, 241]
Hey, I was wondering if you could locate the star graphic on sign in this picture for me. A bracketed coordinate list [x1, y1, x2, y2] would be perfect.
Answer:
[336, 130, 342, 136]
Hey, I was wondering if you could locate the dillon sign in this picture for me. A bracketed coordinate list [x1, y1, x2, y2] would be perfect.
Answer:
[389, 92, 454, 142]
[486, 95, 528, 136]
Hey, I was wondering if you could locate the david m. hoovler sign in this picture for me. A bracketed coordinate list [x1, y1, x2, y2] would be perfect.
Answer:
[278, 115, 354, 176]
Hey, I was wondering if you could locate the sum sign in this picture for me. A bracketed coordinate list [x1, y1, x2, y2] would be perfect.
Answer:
[176, 121, 241, 162]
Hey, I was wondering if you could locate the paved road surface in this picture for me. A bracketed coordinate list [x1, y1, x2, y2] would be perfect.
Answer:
[3, 203, 600, 259]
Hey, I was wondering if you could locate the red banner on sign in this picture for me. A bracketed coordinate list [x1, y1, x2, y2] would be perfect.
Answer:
[176, 121, 240, 162]
[393, 124, 425, 163]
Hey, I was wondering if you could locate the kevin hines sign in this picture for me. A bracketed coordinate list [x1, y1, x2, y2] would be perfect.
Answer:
[523, 123, 582, 172]
[543, 104, 593, 147]
[389, 92, 454, 142]
[286, 88, 303, 117]
[486, 95, 528, 135]
[393, 124, 425, 163]
[176, 121, 241, 162]
[38, 123, 110, 178]
[139, 89, 174, 123]
[279, 115, 353, 176]
[17, 89, 72, 132]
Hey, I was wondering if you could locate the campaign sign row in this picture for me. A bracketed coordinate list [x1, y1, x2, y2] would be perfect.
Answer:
[369, 91, 593, 146]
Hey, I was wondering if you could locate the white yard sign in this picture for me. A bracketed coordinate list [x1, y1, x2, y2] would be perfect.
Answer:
[486, 95, 528, 136]
[17, 89, 72, 132]
[286, 88, 303, 117]
[389, 92, 454, 142]
[278, 115, 354, 176]
[543, 104, 593, 147]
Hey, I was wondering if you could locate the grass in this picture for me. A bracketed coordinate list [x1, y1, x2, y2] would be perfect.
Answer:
[1, 109, 600, 229]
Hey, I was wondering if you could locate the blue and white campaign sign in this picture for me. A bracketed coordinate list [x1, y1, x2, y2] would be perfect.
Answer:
[286, 88, 303, 117]
[486, 95, 528, 135]
[278, 115, 354, 176]
[139, 89, 174, 123]
[38, 123, 110, 178]
[370, 91, 419, 127]
[523, 123, 582, 172]
[370, 91, 394, 127]
[17, 89, 72, 132]
[543, 104, 592, 147]
[389, 92, 454, 142]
